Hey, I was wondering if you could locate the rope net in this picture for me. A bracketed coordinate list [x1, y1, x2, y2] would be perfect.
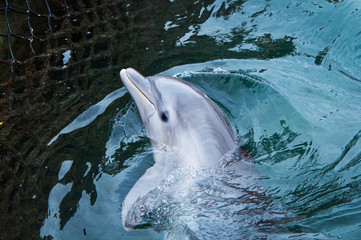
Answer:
[0, 0, 68, 71]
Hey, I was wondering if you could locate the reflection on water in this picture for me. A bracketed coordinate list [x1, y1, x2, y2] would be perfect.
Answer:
[39, 0, 361, 239]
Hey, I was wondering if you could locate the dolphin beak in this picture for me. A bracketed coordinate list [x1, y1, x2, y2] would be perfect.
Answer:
[120, 68, 155, 106]
[120, 68, 156, 125]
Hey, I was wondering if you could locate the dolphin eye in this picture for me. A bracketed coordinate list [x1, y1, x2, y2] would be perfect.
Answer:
[160, 111, 169, 122]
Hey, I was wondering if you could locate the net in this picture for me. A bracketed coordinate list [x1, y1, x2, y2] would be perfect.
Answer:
[0, 0, 69, 71]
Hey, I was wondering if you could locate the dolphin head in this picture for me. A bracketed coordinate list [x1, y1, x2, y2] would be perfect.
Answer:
[120, 68, 236, 169]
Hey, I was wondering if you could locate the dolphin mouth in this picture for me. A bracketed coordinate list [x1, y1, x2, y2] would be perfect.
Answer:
[120, 68, 155, 106]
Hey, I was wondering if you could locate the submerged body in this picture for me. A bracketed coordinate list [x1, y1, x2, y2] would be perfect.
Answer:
[120, 68, 236, 229]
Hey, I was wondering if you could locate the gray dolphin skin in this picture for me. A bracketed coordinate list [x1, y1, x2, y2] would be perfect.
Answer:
[119, 68, 236, 230]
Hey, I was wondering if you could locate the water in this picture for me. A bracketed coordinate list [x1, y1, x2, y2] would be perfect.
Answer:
[40, 0, 361, 239]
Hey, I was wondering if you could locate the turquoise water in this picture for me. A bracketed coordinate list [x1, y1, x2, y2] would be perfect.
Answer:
[41, 0, 361, 239]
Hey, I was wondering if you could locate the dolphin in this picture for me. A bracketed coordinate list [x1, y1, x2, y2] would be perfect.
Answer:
[119, 68, 236, 230]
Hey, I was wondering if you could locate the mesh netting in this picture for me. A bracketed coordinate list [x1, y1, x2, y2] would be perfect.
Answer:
[0, 0, 68, 71]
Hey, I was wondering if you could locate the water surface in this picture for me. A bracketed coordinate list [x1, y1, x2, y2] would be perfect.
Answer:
[40, 0, 361, 239]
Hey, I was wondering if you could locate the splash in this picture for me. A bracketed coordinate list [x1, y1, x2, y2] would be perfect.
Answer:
[124, 147, 324, 239]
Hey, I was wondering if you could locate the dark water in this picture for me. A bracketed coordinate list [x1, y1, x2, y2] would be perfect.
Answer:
[8, 0, 359, 239]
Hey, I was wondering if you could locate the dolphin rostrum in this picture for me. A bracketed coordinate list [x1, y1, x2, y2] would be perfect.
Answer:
[119, 68, 236, 230]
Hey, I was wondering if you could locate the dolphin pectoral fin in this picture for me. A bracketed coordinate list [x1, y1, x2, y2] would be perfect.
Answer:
[122, 162, 169, 230]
